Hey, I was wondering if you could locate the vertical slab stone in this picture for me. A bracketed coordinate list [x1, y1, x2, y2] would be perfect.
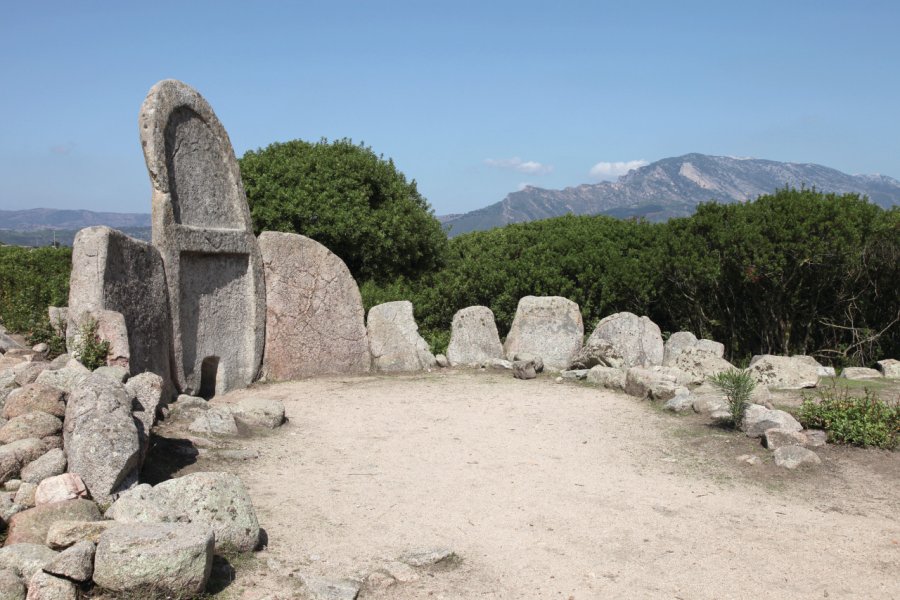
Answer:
[503, 296, 584, 370]
[446, 306, 503, 366]
[367, 301, 436, 373]
[258, 232, 370, 380]
[140, 80, 265, 396]
[67, 227, 171, 382]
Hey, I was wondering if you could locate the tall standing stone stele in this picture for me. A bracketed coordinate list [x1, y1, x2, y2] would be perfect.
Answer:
[139, 80, 265, 396]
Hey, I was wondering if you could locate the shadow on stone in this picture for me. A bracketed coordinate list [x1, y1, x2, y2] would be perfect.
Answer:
[206, 555, 236, 595]
[140, 435, 199, 485]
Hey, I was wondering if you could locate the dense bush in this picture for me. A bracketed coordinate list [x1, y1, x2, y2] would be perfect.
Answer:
[240, 138, 448, 282]
[799, 384, 899, 449]
[0, 245, 71, 335]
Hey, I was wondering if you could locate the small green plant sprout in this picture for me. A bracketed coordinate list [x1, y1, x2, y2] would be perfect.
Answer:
[74, 317, 111, 371]
[708, 369, 756, 429]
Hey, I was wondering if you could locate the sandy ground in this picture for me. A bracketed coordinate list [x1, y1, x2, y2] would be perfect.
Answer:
[177, 370, 899, 600]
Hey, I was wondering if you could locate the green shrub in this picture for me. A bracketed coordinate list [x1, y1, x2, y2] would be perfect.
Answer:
[799, 384, 899, 450]
[26, 315, 67, 359]
[0, 245, 71, 335]
[74, 318, 110, 371]
[708, 369, 756, 428]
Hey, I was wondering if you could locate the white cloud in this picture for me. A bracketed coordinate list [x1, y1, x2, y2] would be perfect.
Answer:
[517, 182, 532, 191]
[589, 159, 648, 180]
[485, 157, 553, 175]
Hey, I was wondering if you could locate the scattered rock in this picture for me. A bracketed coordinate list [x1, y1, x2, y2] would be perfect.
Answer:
[34, 475, 89, 506]
[5, 499, 102, 545]
[0, 439, 48, 485]
[446, 306, 504, 367]
[93, 522, 214, 596]
[0, 544, 58, 580]
[33, 362, 89, 395]
[585, 365, 626, 391]
[876, 358, 900, 378]
[803, 429, 828, 448]
[13, 363, 51, 388]
[4, 479, 21, 492]
[434, 354, 449, 368]
[512, 361, 536, 380]
[773, 446, 821, 469]
[2, 385, 66, 420]
[664, 389, 694, 412]
[624, 367, 691, 401]
[763, 428, 808, 450]
[513, 353, 544, 373]
[42, 540, 94, 583]
[380, 561, 420, 582]
[483, 358, 513, 370]
[741, 404, 803, 438]
[709, 409, 733, 423]
[232, 397, 285, 429]
[14, 484, 37, 509]
[0, 569, 25, 600]
[560, 369, 589, 380]
[0, 413, 62, 445]
[399, 547, 459, 568]
[45, 520, 119, 550]
[25, 571, 77, 600]
[839, 367, 883, 380]
[747, 355, 819, 390]
[367, 301, 436, 373]
[735, 454, 761, 466]
[92, 365, 129, 383]
[669, 346, 735, 384]
[258, 231, 371, 380]
[298, 574, 361, 600]
[188, 406, 238, 437]
[503, 296, 583, 370]
[106, 471, 260, 552]
[573, 312, 663, 369]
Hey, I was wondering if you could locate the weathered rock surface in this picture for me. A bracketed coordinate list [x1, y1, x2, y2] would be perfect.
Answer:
[367, 301, 436, 373]
[93, 522, 213, 595]
[0, 568, 25, 600]
[624, 367, 692, 401]
[259, 231, 370, 380]
[231, 397, 285, 429]
[0, 544, 58, 582]
[2, 385, 66, 420]
[662, 331, 697, 365]
[447, 306, 504, 366]
[299, 574, 361, 600]
[512, 361, 536, 380]
[141, 79, 266, 396]
[840, 367, 883, 380]
[0, 413, 62, 445]
[877, 358, 900, 378]
[65, 309, 130, 370]
[46, 520, 118, 550]
[63, 374, 141, 502]
[33, 362, 89, 395]
[0, 439, 48, 485]
[573, 312, 663, 370]
[664, 389, 694, 412]
[106, 471, 260, 551]
[92, 365, 129, 383]
[585, 365, 627, 391]
[741, 404, 803, 438]
[14, 484, 36, 509]
[774, 446, 821, 469]
[126, 372, 166, 461]
[42, 540, 94, 583]
[26, 571, 77, 600]
[747, 355, 819, 390]
[434, 354, 449, 368]
[188, 407, 238, 437]
[803, 429, 828, 448]
[4, 500, 101, 546]
[34, 475, 88, 506]
[12, 364, 50, 388]
[503, 296, 583, 370]
[483, 358, 513, 370]
[763, 428, 809, 450]
[669, 346, 735, 384]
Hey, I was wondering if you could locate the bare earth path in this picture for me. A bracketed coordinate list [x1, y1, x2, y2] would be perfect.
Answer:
[200, 371, 899, 599]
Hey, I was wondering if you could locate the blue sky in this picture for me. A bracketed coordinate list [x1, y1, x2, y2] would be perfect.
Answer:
[1, 1, 898, 216]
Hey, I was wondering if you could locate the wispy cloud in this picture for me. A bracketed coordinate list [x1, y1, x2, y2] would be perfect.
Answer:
[485, 157, 553, 175]
[589, 159, 648, 180]
[50, 142, 76, 155]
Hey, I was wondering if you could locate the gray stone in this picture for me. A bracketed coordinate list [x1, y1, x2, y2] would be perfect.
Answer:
[0, 439, 47, 485]
[42, 540, 94, 583]
[0, 569, 25, 600]
[0, 545, 58, 582]
[513, 353, 544, 373]
[92, 365, 129, 383]
[840, 367, 883, 380]
[367, 301, 436, 373]
[25, 571, 77, 600]
[512, 361, 536, 380]
[624, 366, 692, 401]
[710, 408, 733, 423]
[447, 306, 504, 367]
[434, 354, 449, 368]
[803, 429, 828, 447]
[0, 413, 62, 445]
[669, 346, 736, 384]
[126, 372, 166, 462]
[664, 389, 694, 412]
[741, 404, 803, 438]
[483, 358, 513, 370]
[258, 232, 370, 380]
[5, 500, 101, 546]
[0, 333, 25, 353]
[2, 385, 65, 420]
[503, 296, 583, 370]
[695, 339, 725, 358]
[63, 374, 141, 503]
[763, 428, 808, 450]
[45, 520, 119, 550]
[573, 311, 662, 370]
[20, 449, 66, 485]
[188, 406, 238, 436]
[232, 397, 285, 429]
[93, 522, 214, 595]
[4, 479, 20, 492]
[817, 366, 837, 378]
[13, 483, 36, 509]
[877, 358, 900, 378]
[33, 362, 89, 395]
[13, 364, 50, 387]
[106, 471, 260, 551]
[662, 331, 697, 365]
[560, 369, 589, 380]
[46, 355, 69, 371]
[585, 365, 626, 391]
[399, 547, 458, 567]
[141, 79, 266, 397]
[773, 446, 821, 469]
[34, 475, 88, 506]
[747, 355, 819, 390]
[65, 309, 130, 370]
[31, 345, 49, 356]
[299, 574, 361, 600]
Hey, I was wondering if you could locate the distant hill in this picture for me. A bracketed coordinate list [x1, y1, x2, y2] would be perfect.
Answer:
[0, 209, 151, 247]
[442, 154, 900, 236]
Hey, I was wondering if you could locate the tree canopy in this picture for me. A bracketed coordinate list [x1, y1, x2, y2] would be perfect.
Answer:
[239, 138, 448, 282]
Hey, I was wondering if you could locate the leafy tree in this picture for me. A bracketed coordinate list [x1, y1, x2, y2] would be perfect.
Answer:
[239, 138, 448, 282]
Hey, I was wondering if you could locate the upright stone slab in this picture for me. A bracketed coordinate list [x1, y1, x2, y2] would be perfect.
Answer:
[258, 232, 370, 380]
[503, 296, 583, 370]
[140, 80, 265, 396]
[67, 227, 171, 382]
[367, 301, 436, 373]
[446, 306, 503, 366]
